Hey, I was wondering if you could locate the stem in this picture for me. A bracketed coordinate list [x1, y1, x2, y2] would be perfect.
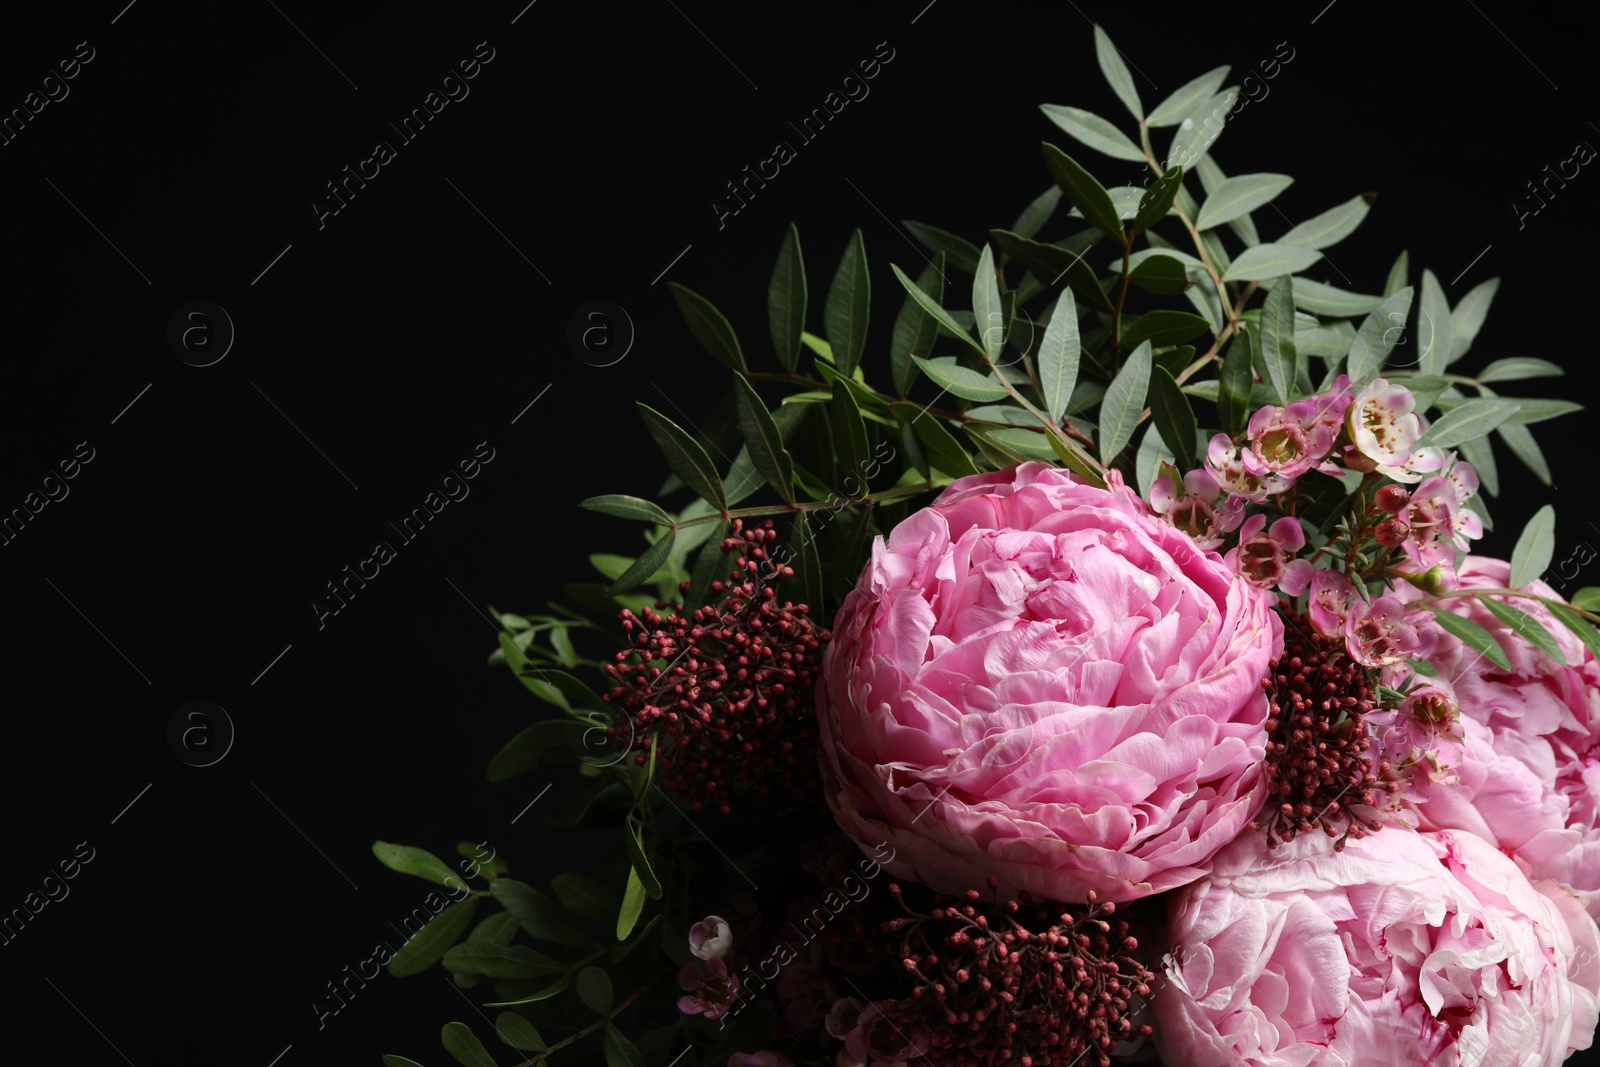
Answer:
[507, 984, 658, 1067]
[669, 482, 938, 530]
[740, 370, 829, 391]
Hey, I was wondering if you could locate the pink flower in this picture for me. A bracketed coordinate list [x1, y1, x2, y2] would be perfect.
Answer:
[688, 914, 733, 960]
[816, 462, 1282, 903]
[1308, 568, 1357, 635]
[729, 1054, 795, 1067]
[1205, 433, 1290, 502]
[1241, 385, 1352, 481]
[1390, 556, 1600, 916]
[1343, 593, 1423, 667]
[1148, 464, 1245, 551]
[843, 1001, 926, 1067]
[1153, 827, 1600, 1067]
[1343, 378, 1445, 482]
[677, 957, 739, 1019]
[825, 997, 865, 1040]
[1224, 514, 1313, 594]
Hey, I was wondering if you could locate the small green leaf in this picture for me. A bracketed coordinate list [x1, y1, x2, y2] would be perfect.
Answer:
[894, 403, 979, 477]
[1498, 398, 1582, 424]
[683, 518, 730, 610]
[1552, 605, 1600, 660]
[1480, 597, 1565, 665]
[911, 357, 1008, 402]
[1384, 250, 1410, 297]
[1345, 287, 1415, 382]
[902, 221, 980, 274]
[1038, 290, 1081, 424]
[1092, 24, 1142, 119]
[1221, 243, 1323, 282]
[1447, 277, 1499, 365]
[1011, 186, 1062, 239]
[637, 404, 725, 512]
[1416, 399, 1521, 449]
[605, 530, 675, 596]
[731, 375, 795, 505]
[1425, 606, 1511, 671]
[1477, 358, 1563, 383]
[989, 228, 1113, 312]
[487, 721, 576, 782]
[1573, 588, 1600, 612]
[1119, 309, 1210, 349]
[1196, 173, 1293, 230]
[1098, 342, 1152, 461]
[1288, 278, 1383, 318]
[374, 843, 466, 890]
[1217, 332, 1253, 435]
[1259, 276, 1297, 404]
[441, 1022, 499, 1067]
[617, 866, 647, 940]
[551, 871, 623, 921]
[972, 244, 1005, 359]
[890, 253, 947, 395]
[622, 823, 662, 900]
[1148, 365, 1196, 469]
[1040, 104, 1144, 161]
[1042, 143, 1123, 242]
[495, 1013, 546, 1052]
[890, 264, 986, 357]
[1278, 195, 1371, 250]
[388, 899, 479, 977]
[825, 229, 870, 375]
[490, 879, 595, 948]
[1510, 505, 1557, 588]
[579, 495, 672, 525]
[1146, 64, 1229, 126]
[484, 971, 571, 1008]
[576, 967, 613, 1014]
[1126, 252, 1190, 295]
[1418, 269, 1455, 377]
[443, 942, 566, 980]
[831, 385, 871, 492]
[667, 283, 745, 371]
[1166, 88, 1237, 170]
[767, 223, 807, 372]
[1129, 165, 1183, 239]
[1497, 421, 1551, 486]
[605, 1026, 647, 1067]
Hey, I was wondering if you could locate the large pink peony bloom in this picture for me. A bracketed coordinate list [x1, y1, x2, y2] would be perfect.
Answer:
[815, 462, 1282, 903]
[1388, 556, 1600, 916]
[1153, 827, 1600, 1067]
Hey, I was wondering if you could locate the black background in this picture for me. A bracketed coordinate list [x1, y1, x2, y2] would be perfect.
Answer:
[3, 0, 1599, 1063]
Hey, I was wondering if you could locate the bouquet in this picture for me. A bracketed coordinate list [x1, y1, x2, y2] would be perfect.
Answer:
[373, 26, 1600, 1067]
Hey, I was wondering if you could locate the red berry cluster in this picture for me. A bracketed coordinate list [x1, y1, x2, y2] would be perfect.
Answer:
[1249, 611, 1398, 849]
[883, 882, 1155, 1067]
[602, 520, 826, 816]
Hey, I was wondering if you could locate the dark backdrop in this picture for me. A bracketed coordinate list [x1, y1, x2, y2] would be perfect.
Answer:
[3, 1, 1599, 1063]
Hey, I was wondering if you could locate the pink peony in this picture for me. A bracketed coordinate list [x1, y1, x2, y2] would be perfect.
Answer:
[1389, 556, 1600, 916]
[816, 462, 1282, 903]
[1153, 827, 1600, 1067]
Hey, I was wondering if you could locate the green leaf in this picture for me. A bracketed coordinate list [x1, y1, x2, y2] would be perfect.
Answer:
[1196, 173, 1293, 230]
[1093, 24, 1142, 118]
[902, 221, 980, 275]
[636, 404, 725, 512]
[1424, 606, 1511, 671]
[1477, 357, 1563, 383]
[617, 866, 647, 940]
[800, 331, 833, 361]
[1042, 143, 1123, 242]
[1447, 277, 1499, 365]
[471, 911, 519, 947]
[1119, 309, 1210, 349]
[831, 384, 871, 491]
[1345, 287, 1415, 382]
[551, 871, 623, 921]
[683, 517, 730, 611]
[1384, 250, 1410, 297]
[890, 253, 947, 395]
[1289, 278, 1383, 318]
[1129, 165, 1183, 239]
[1011, 186, 1062, 240]
[1278, 195, 1371, 250]
[1166, 88, 1237, 170]
[1510, 505, 1557, 588]
[487, 721, 576, 782]
[1417, 269, 1454, 377]
[1148, 365, 1196, 469]
[576, 967, 613, 1014]
[578, 495, 672, 525]
[1040, 104, 1144, 161]
[1416, 399, 1521, 448]
[1496, 421, 1552, 485]
[441, 1022, 499, 1067]
[1146, 64, 1229, 126]
[666, 284, 745, 371]
[890, 264, 986, 357]
[443, 942, 566, 980]
[374, 843, 466, 890]
[1259, 276, 1297, 404]
[388, 899, 479, 977]
[490, 879, 594, 948]
[1126, 252, 1190, 295]
[1480, 597, 1566, 665]
[605, 1026, 647, 1067]
[1552, 605, 1600, 661]
[1217, 332, 1253, 436]
[989, 229, 1113, 313]
[911, 357, 1008, 402]
[730, 375, 795, 505]
[767, 223, 807, 372]
[1098, 342, 1152, 461]
[893, 403, 979, 477]
[1037, 290, 1081, 424]
[1498, 398, 1582, 424]
[825, 229, 870, 375]
[972, 244, 1005, 360]
[605, 530, 675, 596]
[495, 1013, 546, 1052]
[622, 821, 662, 900]
[1458, 432, 1499, 498]
[1221, 243, 1323, 282]
[384, 1058, 427, 1067]
[484, 972, 571, 1008]
[1574, 589, 1600, 612]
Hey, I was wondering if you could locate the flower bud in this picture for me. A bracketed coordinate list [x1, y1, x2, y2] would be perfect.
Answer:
[1374, 518, 1410, 547]
[1396, 564, 1450, 595]
[1375, 484, 1411, 513]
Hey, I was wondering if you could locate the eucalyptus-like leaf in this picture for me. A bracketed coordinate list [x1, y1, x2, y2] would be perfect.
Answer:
[1497, 422, 1552, 485]
[1038, 289, 1081, 424]
[1042, 143, 1123, 242]
[443, 942, 565, 980]
[1477, 357, 1563, 383]
[667, 283, 746, 371]
[1217, 331, 1253, 435]
[1384, 250, 1410, 297]
[831, 385, 871, 492]
[576, 967, 614, 1014]
[496, 1013, 547, 1052]
[441, 1022, 500, 1067]
[1480, 598, 1566, 665]
[890, 264, 986, 356]
[605, 532, 675, 596]
[1457, 433, 1499, 498]
[989, 228, 1113, 312]
[1040, 104, 1145, 161]
[579, 495, 673, 525]
[1098, 342, 1153, 462]
[1166, 88, 1238, 171]
[684, 518, 730, 610]
[1146, 64, 1230, 126]
[1277, 195, 1371, 250]
[1129, 165, 1184, 239]
[1149, 365, 1197, 469]
[1446, 277, 1499, 365]
[902, 221, 980, 274]
[374, 842, 465, 889]
[1127, 253, 1190, 295]
[1497, 398, 1582, 424]
[1120, 309, 1210, 349]
[731, 375, 795, 504]
[1093, 25, 1143, 119]
[889, 253, 947, 395]
[617, 866, 647, 940]
[1552, 605, 1600, 661]
[973, 244, 1005, 360]
[767, 223, 807, 372]
[1417, 269, 1455, 377]
[1344, 287, 1414, 382]
[1575, 589, 1600, 613]
[1196, 173, 1293, 230]
[1135, 425, 1175, 499]
[387, 899, 479, 977]
[1221, 243, 1323, 282]
[1011, 186, 1062, 240]
[637, 404, 726, 512]
[912, 357, 1008, 402]
[1424, 606, 1511, 671]
[1416, 398, 1521, 449]
[1290, 278, 1383, 318]
[1509, 505, 1557, 588]
[1259, 276, 1297, 404]
[825, 229, 870, 375]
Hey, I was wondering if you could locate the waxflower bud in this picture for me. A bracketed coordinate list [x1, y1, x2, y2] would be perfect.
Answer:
[1396, 564, 1451, 595]
[1375, 485, 1411, 513]
[1375, 518, 1410, 547]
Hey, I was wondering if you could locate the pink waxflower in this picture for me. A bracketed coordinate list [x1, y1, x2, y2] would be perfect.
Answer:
[1389, 556, 1600, 917]
[677, 957, 739, 1019]
[1147, 463, 1245, 550]
[844, 1001, 927, 1067]
[1343, 377, 1445, 482]
[816, 462, 1282, 903]
[729, 1054, 795, 1067]
[1205, 433, 1289, 502]
[1152, 827, 1600, 1067]
[1308, 568, 1357, 635]
[1225, 513, 1313, 594]
[1343, 593, 1423, 667]
[825, 997, 865, 1040]
[688, 914, 733, 960]
[1241, 384, 1352, 481]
